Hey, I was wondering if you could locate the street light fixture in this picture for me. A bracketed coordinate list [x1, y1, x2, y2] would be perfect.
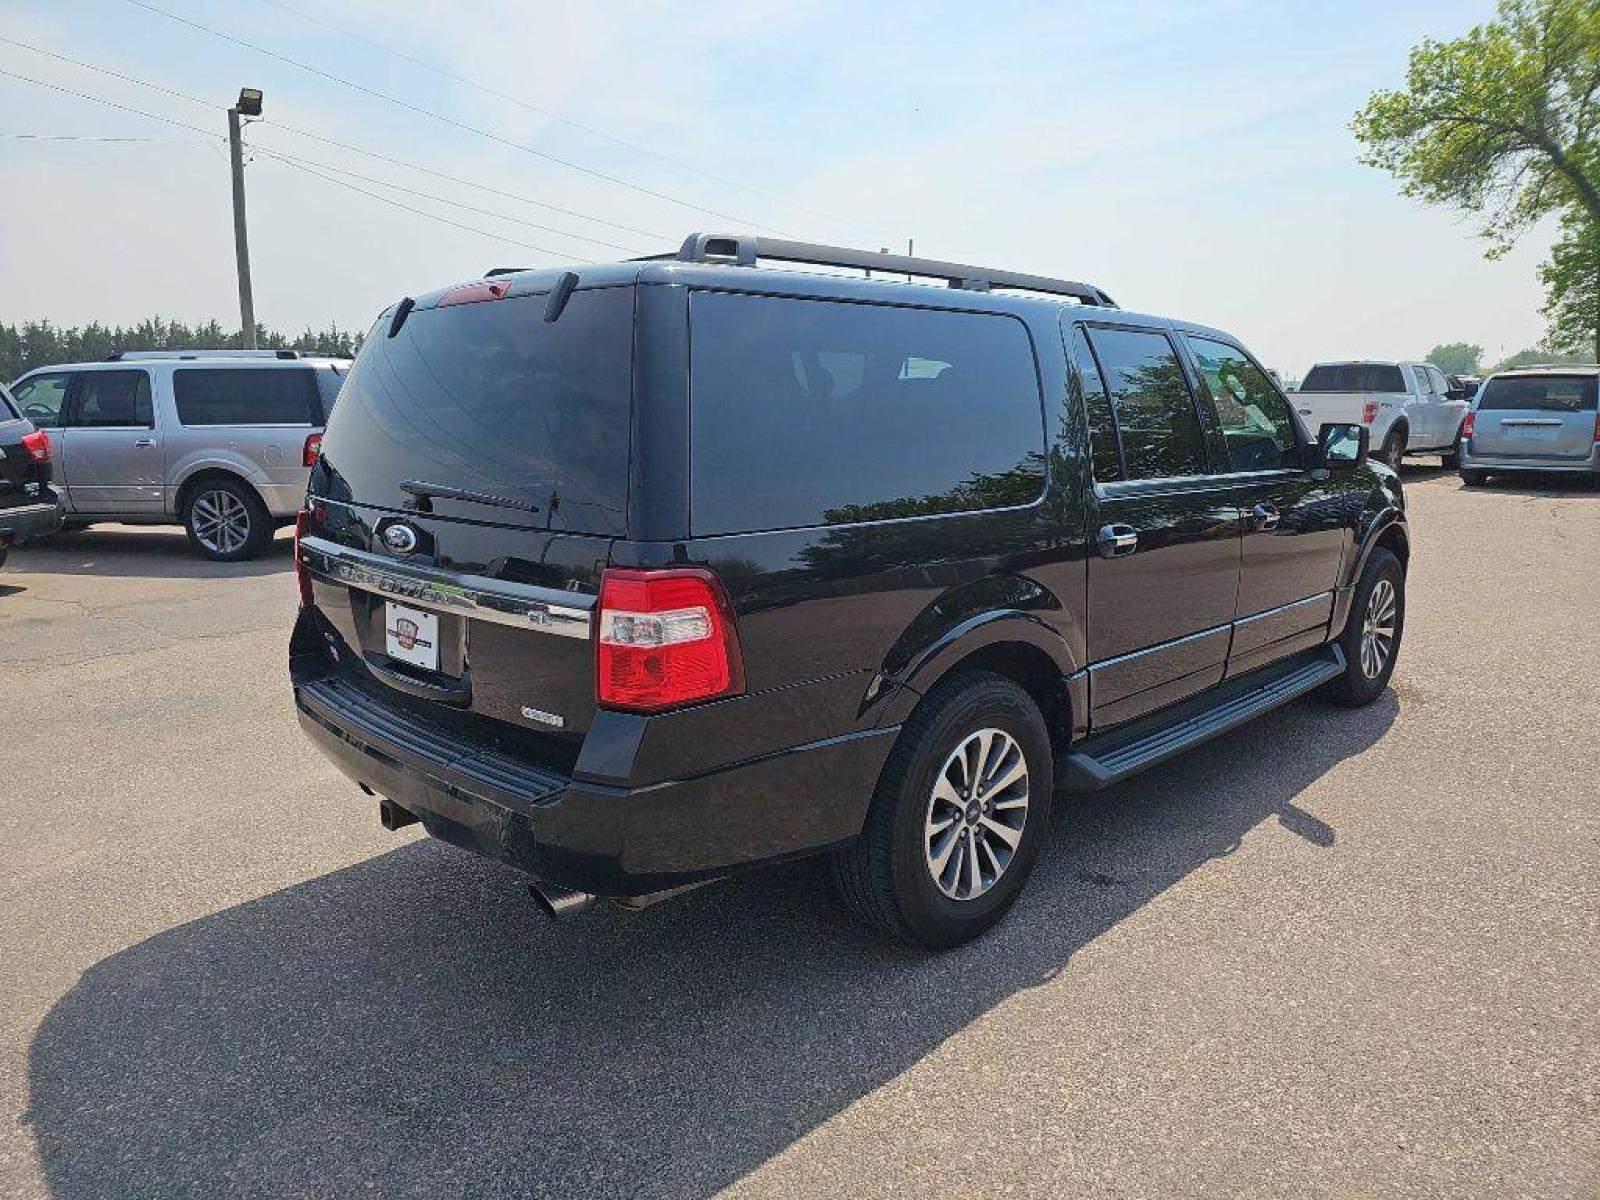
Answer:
[236, 87, 264, 118]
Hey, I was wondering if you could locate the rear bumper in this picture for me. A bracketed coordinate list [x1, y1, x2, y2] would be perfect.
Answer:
[0, 499, 63, 547]
[1459, 442, 1600, 473]
[292, 640, 896, 897]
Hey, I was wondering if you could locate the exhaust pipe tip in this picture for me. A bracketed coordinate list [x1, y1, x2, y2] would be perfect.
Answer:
[528, 879, 597, 919]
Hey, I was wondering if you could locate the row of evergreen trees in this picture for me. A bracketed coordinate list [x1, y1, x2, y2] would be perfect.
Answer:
[0, 318, 363, 382]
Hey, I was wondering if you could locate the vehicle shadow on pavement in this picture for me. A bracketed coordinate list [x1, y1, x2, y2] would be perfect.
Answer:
[26, 692, 1396, 1199]
[14, 527, 293, 579]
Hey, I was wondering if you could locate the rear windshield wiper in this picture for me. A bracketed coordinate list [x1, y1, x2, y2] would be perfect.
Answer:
[400, 479, 541, 515]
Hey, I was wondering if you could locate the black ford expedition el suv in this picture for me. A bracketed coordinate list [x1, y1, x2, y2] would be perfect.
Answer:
[291, 234, 1407, 948]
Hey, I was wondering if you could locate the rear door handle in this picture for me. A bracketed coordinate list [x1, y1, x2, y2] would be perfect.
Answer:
[1251, 503, 1280, 531]
[1097, 523, 1139, 558]
[134, 438, 158, 448]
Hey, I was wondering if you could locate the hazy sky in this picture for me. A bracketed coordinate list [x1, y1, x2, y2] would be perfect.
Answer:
[0, 0, 1555, 376]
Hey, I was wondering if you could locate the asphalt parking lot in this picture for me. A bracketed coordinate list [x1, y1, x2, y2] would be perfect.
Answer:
[1, 468, 1596, 1199]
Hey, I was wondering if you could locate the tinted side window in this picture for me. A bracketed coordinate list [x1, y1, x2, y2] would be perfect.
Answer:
[1069, 325, 1121, 482]
[314, 367, 344, 421]
[10, 373, 73, 428]
[1085, 327, 1206, 480]
[174, 368, 316, 425]
[73, 371, 152, 428]
[1185, 335, 1299, 471]
[689, 293, 1045, 535]
[0, 385, 16, 420]
[1411, 366, 1433, 395]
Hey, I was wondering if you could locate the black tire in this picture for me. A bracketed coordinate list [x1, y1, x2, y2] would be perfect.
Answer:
[1379, 426, 1406, 471]
[0, 547, 8, 569]
[1441, 432, 1462, 469]
[1460, 469, 1490, 486]
[831, 671, 1053, 949]
[182, 478, 272, 561]
[1320, 547, 1404, 707]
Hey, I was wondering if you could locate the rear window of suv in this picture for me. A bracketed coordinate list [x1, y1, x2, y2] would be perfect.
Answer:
[688, 292, 1045, 535]
[318, 286, 634, 536]
[1476, 375, 1598, 412]
[1300, 364, 1406, 393]
[174, 368, 318, 425]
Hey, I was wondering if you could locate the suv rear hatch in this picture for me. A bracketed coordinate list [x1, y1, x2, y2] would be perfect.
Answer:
[1470, 374, 1598, 461]
[298, 279, 636, 753]
[0, 386, 49, 514]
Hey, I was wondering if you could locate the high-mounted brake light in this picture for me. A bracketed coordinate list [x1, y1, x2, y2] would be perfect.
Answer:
[1361, 400, 1379, 425]
[293, 508, 315, 607]
[596, 568, 744, 713]
[302, 432, 322, 467]
[1461, 412, 1475, 441]
[19, 429, 50, 464]
[438, 279, 512, 307]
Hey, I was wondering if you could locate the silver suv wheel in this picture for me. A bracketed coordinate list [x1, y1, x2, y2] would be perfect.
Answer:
[190, 488, 253, 557]
[924, 727, 1030, 901]
[1360, 577, 1398, 679]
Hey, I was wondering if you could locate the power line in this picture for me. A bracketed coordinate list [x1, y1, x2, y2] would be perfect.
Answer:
[255, 120, 673, 242]
[125, 0, 796, 233]
[0, 36, 672, 244]
[0, 34, 214, 110]
[262, 152, 591, 262]
[250, 0, 848, 230]
[0, 130, 205, 142]
[0, 66, 222, 140]
[251, 144, 653, 254]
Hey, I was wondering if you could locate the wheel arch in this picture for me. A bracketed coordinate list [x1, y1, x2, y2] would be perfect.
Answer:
[875, 611, 1083, 759]
[174, 466, 268, 518]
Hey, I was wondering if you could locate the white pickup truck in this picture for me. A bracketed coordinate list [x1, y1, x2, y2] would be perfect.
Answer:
[1293, 360, 1472, 469]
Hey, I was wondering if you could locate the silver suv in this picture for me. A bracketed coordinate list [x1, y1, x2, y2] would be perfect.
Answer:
[8, 350, 345, 559]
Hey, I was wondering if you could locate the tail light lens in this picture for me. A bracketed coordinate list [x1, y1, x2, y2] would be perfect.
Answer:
[1361, 400, 1379, 425]
[302, 432, 323, 467]
[1593, 410, 1599, 442]
[596, 568, 744, 712]
[20, 429, 50, 463]
[293, 508, 314, 606]
[1461, 412, 1475, 441]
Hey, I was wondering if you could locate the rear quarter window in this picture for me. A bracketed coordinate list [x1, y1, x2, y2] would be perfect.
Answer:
[688, 292, 1045, 535]
[174, 368, 317, 426]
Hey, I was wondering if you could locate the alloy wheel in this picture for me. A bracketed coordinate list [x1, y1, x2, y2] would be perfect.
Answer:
[924, 727, 1030, 901]
[1360, 577, 1398, 679]
[191, 489, 252, 556]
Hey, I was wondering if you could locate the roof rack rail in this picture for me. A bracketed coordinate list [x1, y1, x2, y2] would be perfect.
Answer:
[105, 349, 303, 361]
[674, 233, 1117, 307]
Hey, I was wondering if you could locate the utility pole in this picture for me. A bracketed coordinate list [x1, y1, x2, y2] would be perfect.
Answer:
[228, 88, 263, 349]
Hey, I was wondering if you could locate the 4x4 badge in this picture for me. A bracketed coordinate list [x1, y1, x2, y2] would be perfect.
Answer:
[382, 523, 419, 555]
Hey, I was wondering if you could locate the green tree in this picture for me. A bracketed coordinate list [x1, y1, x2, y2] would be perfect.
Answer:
[1426, 342, 1484, 374]
[0, 319, 361, 383]
[1353, 0, 1600, 354]
[1538, 208, 1600, 354]
[1492, 344, 1597, 370]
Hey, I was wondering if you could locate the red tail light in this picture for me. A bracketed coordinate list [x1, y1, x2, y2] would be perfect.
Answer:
[20, 429, 50, 464]
[293, 508, 314, 606]
[1361, 400, 1379, 425]
[1461, 412, 1475, 441]
[1593, 410, 1599, 442]
[302, 432, 322, 467]
[596, 568, 744, 713]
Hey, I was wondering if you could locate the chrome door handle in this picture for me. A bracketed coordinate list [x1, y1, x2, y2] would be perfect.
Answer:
[1097, 523, 1139, 558]
[134, 438, 158, 448]
[1251, 503, 1280, 531]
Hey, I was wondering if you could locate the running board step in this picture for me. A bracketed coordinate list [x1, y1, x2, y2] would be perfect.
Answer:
[1059, 645, 1346, 791]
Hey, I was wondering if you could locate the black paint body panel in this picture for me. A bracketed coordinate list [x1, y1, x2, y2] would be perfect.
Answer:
[292, 263, 1406, 895]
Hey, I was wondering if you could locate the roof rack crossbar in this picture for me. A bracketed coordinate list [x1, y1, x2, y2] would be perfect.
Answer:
[105, 349, 302, 361]
[676, 233, 1116, 307]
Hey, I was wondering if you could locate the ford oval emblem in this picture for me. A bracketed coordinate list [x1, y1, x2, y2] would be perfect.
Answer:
[382, 523, 419, 555]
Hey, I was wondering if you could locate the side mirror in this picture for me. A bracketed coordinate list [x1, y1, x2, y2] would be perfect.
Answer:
[1316, 422, 1368, 470]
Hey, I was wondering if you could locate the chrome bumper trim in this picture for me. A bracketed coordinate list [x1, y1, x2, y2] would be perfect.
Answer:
[298, 535, 593, 639]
